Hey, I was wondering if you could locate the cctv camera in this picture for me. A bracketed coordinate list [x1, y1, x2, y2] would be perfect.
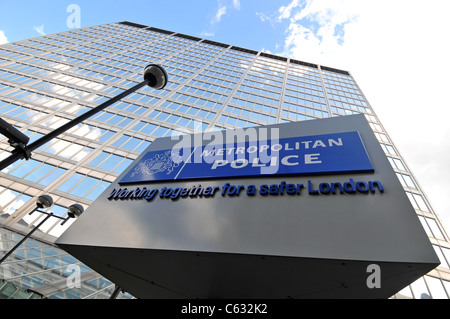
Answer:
[36, 195, 54, 209]
[0, 118, 30, 146]
[143, 64, 168, 90]
[67, 203, 84, 219]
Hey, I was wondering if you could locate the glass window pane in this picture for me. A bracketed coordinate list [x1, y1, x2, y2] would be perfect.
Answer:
[58, 173, 84, 192]
[123, 137, 141, 151]
[396, 174, 406, 187]
[443, 280, 450, 299]
[85, 181, 110, 201]
[425, 277, 448, 299]
[426, 218, 444, 239]
[418, 216, 433, 237]
[89, 152, 109, 167]
[0, 188, 19, 210]
[44, 140, 70, 155]
[433, 245, 449, 268]
[1, 193, 32, 216]
[85, 127, 104, 140]
[59, 144, 84, 159]
[99, 155, 122, 171]
[74, 147, 94, 161]
[442, 248, 450, 269]
[114, 158, 133, 174]
[406, 192, 419, 210]
[135, 141, 151, 153]
[153, 126, 168, 137]
[142, 123, 157, 135]
[397, 285, 413, 298]
[50, 204, 69, 218]
[1, 157, 24, 174]
[113, 135, 129, 147]
[410, 277, 430, 299]
[403, 175, 416, 188]
[393, 159, 405, 170]
[413, 194, 429, 212]
[24, 164, 54, 183]
[98, 130, 116, 143]
[9, 160, 41, 178]
[39, 168, 66, 186]
[132, 121, 146, 132]
[70, 176, 99, 198]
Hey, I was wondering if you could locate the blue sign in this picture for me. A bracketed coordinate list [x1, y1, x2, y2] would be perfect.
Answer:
[119, 131, 374, 184]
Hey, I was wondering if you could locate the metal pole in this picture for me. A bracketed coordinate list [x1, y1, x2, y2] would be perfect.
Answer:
[0, 80, 148, 171]
[109, 285, 122, 299]
[0, 212, 53, 265]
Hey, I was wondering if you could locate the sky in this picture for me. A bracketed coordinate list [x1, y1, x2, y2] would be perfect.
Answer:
[0, 0, 449, 233]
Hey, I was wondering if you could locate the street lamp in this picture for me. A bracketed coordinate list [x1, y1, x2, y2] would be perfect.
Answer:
[0, 64, 168, 171]
[67, 203, 84, 219]
[0, 195, 83, 265]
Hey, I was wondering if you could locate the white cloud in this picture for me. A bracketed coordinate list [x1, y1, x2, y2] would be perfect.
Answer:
[0, 30, 7, 44]
[233, 0, 241, 10]
[256, 11, 279, 28]
[203, 1, 241, 37]
[34, 24, 46, 36]
[256, 12, 269, 22]
[214, 6, 227, 23]
[279, 0, 362, 66]
[273, 0, 450, 233]
[200, 31, 215, 37]
[278, 0, 301, 21]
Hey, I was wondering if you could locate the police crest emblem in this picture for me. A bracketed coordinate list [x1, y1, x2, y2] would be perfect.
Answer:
[131, 150, 184, 177]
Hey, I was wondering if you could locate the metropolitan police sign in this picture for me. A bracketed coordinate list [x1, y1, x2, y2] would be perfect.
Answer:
[119, 131, 374, 184]
[56, 114, 440, 299]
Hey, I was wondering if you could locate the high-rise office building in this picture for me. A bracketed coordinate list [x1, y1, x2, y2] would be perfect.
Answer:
[0, 21, 449, 299]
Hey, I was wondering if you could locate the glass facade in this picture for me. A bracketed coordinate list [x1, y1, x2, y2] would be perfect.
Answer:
[0, 21, 449, 299]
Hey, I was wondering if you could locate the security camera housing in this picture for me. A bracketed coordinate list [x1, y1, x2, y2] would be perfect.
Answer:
[0, 118, 30, 146]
